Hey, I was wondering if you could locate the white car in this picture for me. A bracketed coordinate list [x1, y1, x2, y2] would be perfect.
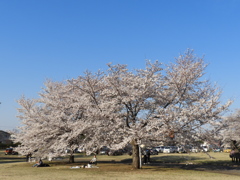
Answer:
[163, 146, 171, 153]
[153, 146, 164, 153]
[191, 147, 198, 153]
[201, 146, 208, 152]
[177, 146, 186, 153]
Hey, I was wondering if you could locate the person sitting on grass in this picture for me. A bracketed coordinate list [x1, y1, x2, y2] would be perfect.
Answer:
[89, 155, 97, 165]
[32, 158, 43, 167]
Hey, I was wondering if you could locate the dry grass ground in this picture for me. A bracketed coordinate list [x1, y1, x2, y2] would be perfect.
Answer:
[1, 150, 240, 180]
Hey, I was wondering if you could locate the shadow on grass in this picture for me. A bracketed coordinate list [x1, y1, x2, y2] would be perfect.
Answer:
[0, 156, 25, 164]
[71, 156, 240, 176]
[151, 155, 206, 163]
[64, 158, 133, 165]
[145, 157, 240, 174]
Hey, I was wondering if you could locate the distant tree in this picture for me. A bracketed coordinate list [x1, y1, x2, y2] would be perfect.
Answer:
[13, 50, 231, 168]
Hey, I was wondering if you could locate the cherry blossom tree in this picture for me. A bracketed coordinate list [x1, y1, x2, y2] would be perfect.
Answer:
[99, 51, 231, 168]
[220, 109, 240, 150]
[14, 82, 85, 162]
[13, 50, 231, 168]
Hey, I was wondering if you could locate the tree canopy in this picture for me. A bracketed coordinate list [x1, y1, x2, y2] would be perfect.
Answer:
[13, 50, 232, 168]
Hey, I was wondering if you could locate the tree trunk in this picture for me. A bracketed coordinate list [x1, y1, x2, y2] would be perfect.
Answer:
[131, 139, 140, 169]
[69, 154, 75, 163]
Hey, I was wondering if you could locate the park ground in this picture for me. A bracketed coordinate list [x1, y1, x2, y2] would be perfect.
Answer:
[1, 150, 240, 180]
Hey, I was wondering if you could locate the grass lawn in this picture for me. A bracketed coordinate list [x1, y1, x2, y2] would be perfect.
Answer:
[1, 150, 240, 180]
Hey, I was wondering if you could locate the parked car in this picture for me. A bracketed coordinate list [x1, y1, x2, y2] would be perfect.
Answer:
[191, 147, 199, 153]
[177, 146, 187, 153]
[109, 149, 124, 156]
[201, 145, 209, 152]
[223, 147, 231, 153]
[151, 149, 159, 155]
[99, 150, 109, 155]
[5, 148, 18, 155]
[163, 146, 171, 153]
[77, 147, 85, 153]
[153, 146, 164, 153]
[142, 148, 158, 155]
[99, 146, 110, 155]
[170, 146, 178, 153]
[213, 147, 223, 152]
[152, 146, 160, 152]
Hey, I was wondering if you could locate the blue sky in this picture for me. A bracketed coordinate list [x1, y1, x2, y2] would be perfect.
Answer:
[0, 0, 240, 130]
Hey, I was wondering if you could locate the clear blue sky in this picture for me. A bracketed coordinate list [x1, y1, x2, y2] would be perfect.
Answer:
[1, 0, 240, 130]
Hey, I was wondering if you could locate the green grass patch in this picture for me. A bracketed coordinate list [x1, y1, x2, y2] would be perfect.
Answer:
[1, 150, 240, 180]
